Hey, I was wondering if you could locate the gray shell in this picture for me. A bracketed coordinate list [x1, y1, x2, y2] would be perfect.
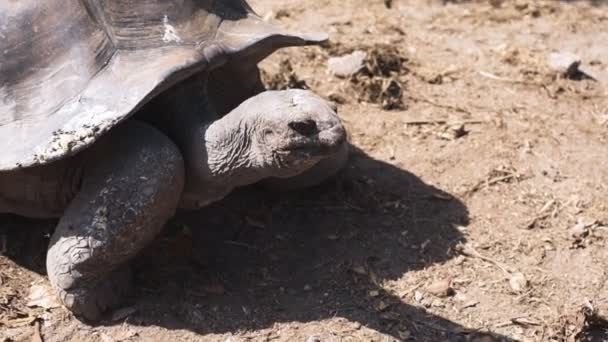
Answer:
[0, 0, 326, 171]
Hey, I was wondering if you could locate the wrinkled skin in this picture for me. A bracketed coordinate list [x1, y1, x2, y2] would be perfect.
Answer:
[0, 88, 347, 321]
[200, 90, 347, 193]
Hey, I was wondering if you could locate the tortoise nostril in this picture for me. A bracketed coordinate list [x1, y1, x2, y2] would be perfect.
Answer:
[288, 119, 318, 136]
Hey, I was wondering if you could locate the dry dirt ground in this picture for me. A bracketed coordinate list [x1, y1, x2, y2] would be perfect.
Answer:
[2, 0, 608, 341]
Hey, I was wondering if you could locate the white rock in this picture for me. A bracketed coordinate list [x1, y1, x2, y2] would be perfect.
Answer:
[509, 272, 528, 293]
[547, 51, 581, 75]
[27, 283, 61, 309]
[328, 51, 367, 77]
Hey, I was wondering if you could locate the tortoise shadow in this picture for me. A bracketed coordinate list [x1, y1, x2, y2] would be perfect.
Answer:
[0, 146, 516, 340]
[127, 146, 516, 341]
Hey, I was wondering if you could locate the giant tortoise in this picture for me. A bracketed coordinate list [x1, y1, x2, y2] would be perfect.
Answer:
[0, 0, 348, 320]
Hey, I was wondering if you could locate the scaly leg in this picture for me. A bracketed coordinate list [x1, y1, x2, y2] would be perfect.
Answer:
[46, 122, 185, 321]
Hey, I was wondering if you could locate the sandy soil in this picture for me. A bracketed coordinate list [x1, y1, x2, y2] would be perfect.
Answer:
[2, 0, 608, 341]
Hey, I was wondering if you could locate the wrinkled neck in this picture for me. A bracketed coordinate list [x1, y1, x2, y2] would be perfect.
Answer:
[203, 112, 257, 182]
[139, 72, 263, 208]
[176, 105, 265, 209]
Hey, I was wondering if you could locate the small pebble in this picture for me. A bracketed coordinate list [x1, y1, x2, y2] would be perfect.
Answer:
[570, 220, 589, 239]
[375, 300, 390, 311]
[426, 278, 454, 297]
[328, 51, 367, 78]
[351, 265, 367, 275]
[398, 329, 411, 339]
[509, 272, 528, 293]
[326, 234, 339, 240]
[454, 255, 466, 265]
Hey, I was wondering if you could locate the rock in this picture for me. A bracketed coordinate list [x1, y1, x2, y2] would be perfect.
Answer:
[547, 51, 581, 78]
[369, 290, 380, 297]
[414, 290, 424, 302]
[374, 300, 391, 311]
[508, 272, 528, 293]
[328, 51, 367, 78]
[438, 124, 469, 140]
[454, 255, 466, 265]
[326, 234, 339, 240]
[454, 292, 468, 302]
[426, 278, 454, 297]
[306, 336, 321, 342]
[570, 219, 589, 240]
[351, 265, 367, 275]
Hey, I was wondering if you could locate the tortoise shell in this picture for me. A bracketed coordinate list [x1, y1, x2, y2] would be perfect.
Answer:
[0, 0, 325, 170]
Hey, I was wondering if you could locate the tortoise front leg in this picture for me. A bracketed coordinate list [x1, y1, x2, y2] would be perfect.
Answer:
[46, 122, 184, 321]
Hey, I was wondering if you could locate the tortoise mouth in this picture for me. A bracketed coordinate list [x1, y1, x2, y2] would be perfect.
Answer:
[278, 125, 347, 157]
[279, 142, 341, 156]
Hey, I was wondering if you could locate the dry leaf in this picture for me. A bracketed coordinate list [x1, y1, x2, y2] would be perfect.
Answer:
[27, 284, 60, 309]
[351, 265, 367, 275]
[111, 306, 137, 322]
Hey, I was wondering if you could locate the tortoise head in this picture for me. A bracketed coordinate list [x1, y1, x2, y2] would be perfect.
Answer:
[178, 88, 347, 208]
[235, 89, 347, 178]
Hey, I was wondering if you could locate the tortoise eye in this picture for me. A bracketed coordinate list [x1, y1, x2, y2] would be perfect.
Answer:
[288, 119, 318, 136]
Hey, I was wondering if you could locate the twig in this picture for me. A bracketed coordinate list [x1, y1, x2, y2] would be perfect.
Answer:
[477, 70, 521, 83]
[477, 70, 543, 86]
[223, 240, 260, 251]
[494, 317, 542, 328]
[403, 119, 485, 126]
[525, 199, 562, 229]
[408, 94, 473, 115]
[457, 244, 513, 276]
[524, 212, 551, 229]
[512, 317, 542, 327]
[486, 174, 518, 187]
[410, 317, 467, 334]
[462, 173, 518, 197]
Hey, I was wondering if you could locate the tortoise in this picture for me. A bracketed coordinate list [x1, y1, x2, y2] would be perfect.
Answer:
[0, 0, 348, 320]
